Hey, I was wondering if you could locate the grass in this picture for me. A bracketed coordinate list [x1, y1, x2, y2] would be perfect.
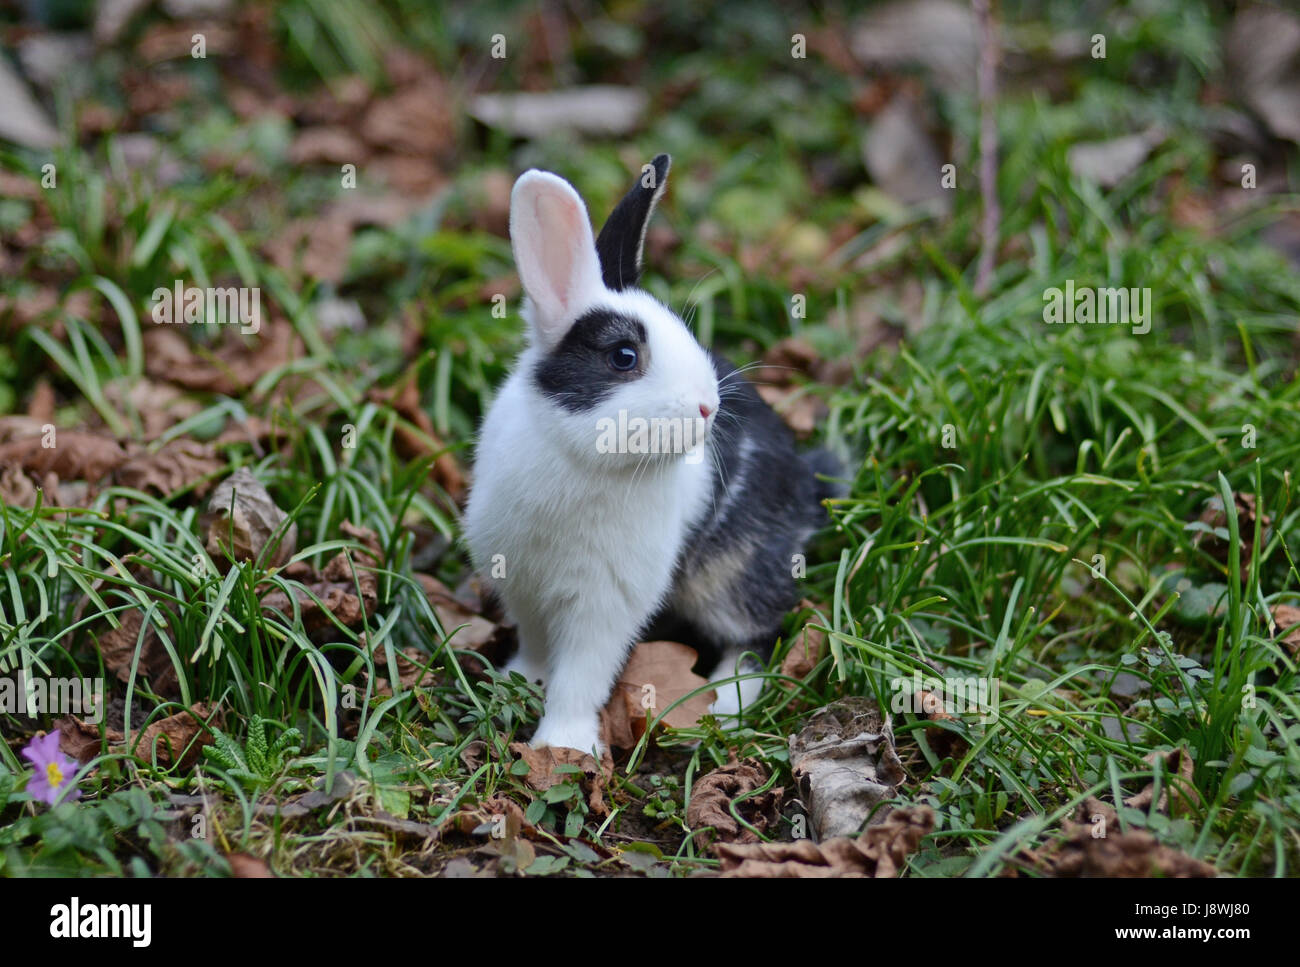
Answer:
[2, 0, 1299, 876]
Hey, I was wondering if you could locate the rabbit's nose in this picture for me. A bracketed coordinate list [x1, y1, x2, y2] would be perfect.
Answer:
[699, 403, 713, 419]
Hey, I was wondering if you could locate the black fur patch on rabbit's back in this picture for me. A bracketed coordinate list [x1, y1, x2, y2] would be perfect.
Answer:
[532, 308, 648, 413]
[645, 351, 837, 672]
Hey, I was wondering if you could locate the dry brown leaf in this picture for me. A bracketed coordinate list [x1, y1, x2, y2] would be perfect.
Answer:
[368, 371, 466, 501]
[1194, 492, 1270, 575]
[116, 439, 224, 497]
[1269, 603, 1300, 657]
[142, 322, 302, 396]
[717, 805, 933, 878]
[686, 759, 784, 847]
[509, 741, 612, 816]
[57, 716, 125, 765]
[202, 467, 298, 568]
[26, 379, 55, 422]
[779, 605, 827, 683]
[94, 606, 180, 698]
[601, 640, 715, 751]
[756, 337, 822, 386]
[915, 689, 967, 760]
[1124, 747, 1200, 818]
[136, 21, 237, 63]
[370, 644, 437, 694]
[288, 125, 369, 166]
[103, 378, 202, 441]
[135, 701, 221, 768]
[226, 853, 274, 878]
[260, 521, 383, 636]
[790, 696, 907, 840]
[0, 429, 127, 482]
[264, 194, 410, 285]
[368, 155, 446, 197]
[756, 384, 823, 439]
[264, 215, 354, 284]
[416, 574, 500, 652]
[447, 793, 528, 839]
[361, 82, 455, 158]
[1027, 800, 1217, 877]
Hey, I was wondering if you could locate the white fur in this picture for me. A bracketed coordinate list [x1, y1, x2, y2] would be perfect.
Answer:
[463, 169, 722, 754]
[708, 653, 764, 719]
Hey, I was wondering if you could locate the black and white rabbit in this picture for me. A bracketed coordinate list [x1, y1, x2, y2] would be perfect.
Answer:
[464, 154, 838, 754]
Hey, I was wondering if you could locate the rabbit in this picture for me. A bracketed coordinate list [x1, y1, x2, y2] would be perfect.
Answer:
[463, 153, 839, 755]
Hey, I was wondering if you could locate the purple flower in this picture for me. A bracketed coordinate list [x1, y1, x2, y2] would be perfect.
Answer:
[21, 732, 82, 806]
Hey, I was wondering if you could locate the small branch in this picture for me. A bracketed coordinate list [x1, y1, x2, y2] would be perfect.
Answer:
[972, 0, 1001, 297]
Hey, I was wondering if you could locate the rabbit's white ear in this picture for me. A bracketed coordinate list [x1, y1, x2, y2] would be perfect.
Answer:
[510, 170, 605, 347]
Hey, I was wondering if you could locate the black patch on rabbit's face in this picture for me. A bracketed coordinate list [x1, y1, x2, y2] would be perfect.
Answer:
[533, 308, 649, 412]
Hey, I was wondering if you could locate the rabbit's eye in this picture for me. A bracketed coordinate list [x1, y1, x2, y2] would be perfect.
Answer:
[607, 343, 639, 372]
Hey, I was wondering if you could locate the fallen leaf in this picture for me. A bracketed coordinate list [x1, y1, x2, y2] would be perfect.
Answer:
[264, 195, 410, 285]
[468, 87, 648, 139]
[261, 525, 382, 636]
[789, 696, 907, 840]
[448, 794, 527, 839]
[1068, 129, 1166, 188]
[442, 857, 480, 878]
[103, 378, 202, 441]
[687, 759, 784, 847]
[779, 607, 827, 683]
[915, 689, 968, 759]
[226, 853, 274, 877]
[370, 644, 437, 693]
[202, 467, 298, 567]
[56, 716, 125, 765]
[601, 641, 715, 751]
[850, 0, 977, 94]
[288, 126, 370, 166]
[756, 384, 823, 439]
[1269, 603, 1300, 657]
[1225, 5, 1300, 144]
[116, 439, 224, 497]
[135, 701, 221, 768]
[862, 93, 951, 210]
[416, 574, 500, 652]
[361, 83, 455, 158]
[1124, 747, 1201, 818]
[0, 52, 59, 148]
[509, 741, 612, 816]
[1193, 491, 1270, 575]
[368, 371, 466, 501]
[142, 322, 302, 396]
[94, 606, 181, 699]
[0, 429, 128, 483]
[136, 21, 238, 62]
[717, 805, 934, 877]
[26, 380, 55, 423]
[1026, 799, 1217, 877]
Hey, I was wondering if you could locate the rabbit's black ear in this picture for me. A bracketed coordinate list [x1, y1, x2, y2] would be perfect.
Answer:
[595, 154, 671, 291]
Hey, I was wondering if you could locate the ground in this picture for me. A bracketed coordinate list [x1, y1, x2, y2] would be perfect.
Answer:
[1, 0, 1299, 877]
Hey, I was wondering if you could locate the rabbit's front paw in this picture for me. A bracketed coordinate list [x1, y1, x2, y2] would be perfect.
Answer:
[531, 714, 602, 756]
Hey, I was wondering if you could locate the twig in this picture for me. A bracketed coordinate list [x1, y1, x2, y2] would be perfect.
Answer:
[972, 0, 1001, 297]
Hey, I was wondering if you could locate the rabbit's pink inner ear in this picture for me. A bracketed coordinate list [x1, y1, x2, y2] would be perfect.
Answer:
[510, 172, 604, 347]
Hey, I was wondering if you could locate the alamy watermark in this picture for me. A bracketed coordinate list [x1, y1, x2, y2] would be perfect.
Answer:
[150, 281, 261, 335]
[595, 410, 707, 464]
[890, 669, 1000, 723]
[1043, 280, 1151, 335]
[0, 672, 104, 724]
